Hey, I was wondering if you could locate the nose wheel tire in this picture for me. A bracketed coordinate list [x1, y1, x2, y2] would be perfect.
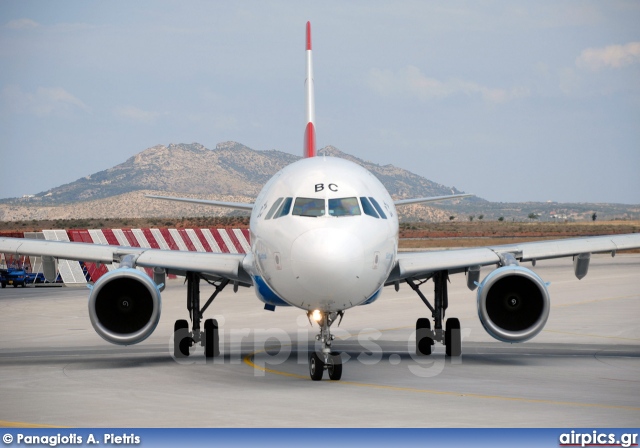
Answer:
[327, 352, 342, 380]
[309, 352, 324, 381]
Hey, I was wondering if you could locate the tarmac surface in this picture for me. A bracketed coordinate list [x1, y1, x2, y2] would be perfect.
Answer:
[0, 254, 638, 427]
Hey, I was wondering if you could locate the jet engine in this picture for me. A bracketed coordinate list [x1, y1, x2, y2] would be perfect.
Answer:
[88, 268, 162, 345]
[476, 265, 550, 343]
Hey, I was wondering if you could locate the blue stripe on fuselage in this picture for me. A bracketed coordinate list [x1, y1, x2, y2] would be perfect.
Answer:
[361, 287, 382, 305]
[253, 275, 291, 307]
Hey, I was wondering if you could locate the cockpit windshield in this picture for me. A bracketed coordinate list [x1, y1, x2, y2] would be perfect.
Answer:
[328, 197, 361, 217]
[264, 197, 284, 220]
[265, 196, 369, 219]
[360, 197, 379, 218]
[264, 197, 293, 219]
[368, 197, 387, 219]
[274, 197, 293, 219]
[293, 198, 325, 217]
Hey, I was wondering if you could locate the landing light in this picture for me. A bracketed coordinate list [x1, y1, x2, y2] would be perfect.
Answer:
[312, 310, 322, 322]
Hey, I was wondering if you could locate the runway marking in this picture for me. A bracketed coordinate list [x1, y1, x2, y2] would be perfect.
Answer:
[544, 329, 639, 341]
[0, 420, 65, 428]
[243, 351, 640, 412]
[552, 293, 639, 309]
[245, 298, 640, 410]
[547, 293, 640, 341]
[244, 353, 308, 380]
[600, 377, 640, 383]
[347, 312, 639, 342]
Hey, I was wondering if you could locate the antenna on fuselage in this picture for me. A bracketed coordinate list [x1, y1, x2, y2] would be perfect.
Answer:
[303, 21, 316, 158]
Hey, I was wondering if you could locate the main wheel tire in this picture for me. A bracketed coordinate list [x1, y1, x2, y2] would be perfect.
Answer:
[174, 319, 191, 358]
[309, 352, 324, 381]
[416, 318, 433, 356]
[327, 352, 343, 381]
[204, 318, 219, 359]
[445, 318, 461, 357]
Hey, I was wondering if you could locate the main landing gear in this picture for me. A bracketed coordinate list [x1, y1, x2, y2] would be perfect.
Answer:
[307, 310, 344, 381]
[406, 271, 461, 357]
[174, 272, 229, 360]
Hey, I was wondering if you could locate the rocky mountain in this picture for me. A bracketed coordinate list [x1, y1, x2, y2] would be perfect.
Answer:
[0, 142, 473, 221]
[18, 142, 299, 204]
[1, 142, 637, 222]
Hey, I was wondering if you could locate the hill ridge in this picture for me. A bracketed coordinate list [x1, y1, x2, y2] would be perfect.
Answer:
[1, 141, 469, 205]
[1, 141, 637, 222]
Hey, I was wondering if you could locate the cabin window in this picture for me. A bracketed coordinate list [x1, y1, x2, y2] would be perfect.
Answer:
[360, 197, 380, 218]
[369, 197, 387, 219]
[293, 198, 326, 217]
[328, 197, 361, 217]
[264, 197, 284, 220]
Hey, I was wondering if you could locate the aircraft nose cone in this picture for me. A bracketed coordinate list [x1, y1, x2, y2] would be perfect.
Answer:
[290, 228, 364, 301]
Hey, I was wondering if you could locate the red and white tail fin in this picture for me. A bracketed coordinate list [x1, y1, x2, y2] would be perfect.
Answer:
[303, 21, 316, 158]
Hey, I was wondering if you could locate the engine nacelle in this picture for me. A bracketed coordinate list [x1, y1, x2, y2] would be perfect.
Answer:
[88, 268, 162, 345]
[476, 266, 550, 343]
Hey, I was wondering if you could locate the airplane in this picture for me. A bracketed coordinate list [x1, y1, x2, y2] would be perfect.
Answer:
[1, 22, 639, 381]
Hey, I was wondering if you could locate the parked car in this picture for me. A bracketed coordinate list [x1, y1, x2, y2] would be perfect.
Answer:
[2, 268, 28, 288]
[26, 272, 46, 284]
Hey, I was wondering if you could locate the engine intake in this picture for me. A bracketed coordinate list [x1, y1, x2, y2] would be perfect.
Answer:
[477, 266, 550, 343]
[88, 268, 162, 345]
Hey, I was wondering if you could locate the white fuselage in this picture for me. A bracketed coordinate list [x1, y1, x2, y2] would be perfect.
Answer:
[246, 156, 399, 312]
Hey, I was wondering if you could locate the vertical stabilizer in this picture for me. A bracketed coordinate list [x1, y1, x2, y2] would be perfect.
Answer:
[304, 21, 316, 158]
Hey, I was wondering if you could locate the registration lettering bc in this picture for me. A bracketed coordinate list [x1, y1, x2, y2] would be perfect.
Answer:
[315, 183, 338, 192]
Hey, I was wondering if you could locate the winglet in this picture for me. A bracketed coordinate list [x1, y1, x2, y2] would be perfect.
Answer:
[304, 21, 316, 158]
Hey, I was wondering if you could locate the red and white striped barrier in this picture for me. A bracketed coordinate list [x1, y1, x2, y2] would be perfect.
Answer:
[1, 228, 250, 284]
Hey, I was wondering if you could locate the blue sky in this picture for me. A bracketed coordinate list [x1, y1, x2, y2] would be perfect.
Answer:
[1, 1, 639, 203]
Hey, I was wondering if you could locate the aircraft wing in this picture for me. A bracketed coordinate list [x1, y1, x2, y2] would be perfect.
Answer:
[0, 237, 249, 283]
[146, 195, 254, 211]
[394, 194, 473, 206]
[388, 233, 640, 282]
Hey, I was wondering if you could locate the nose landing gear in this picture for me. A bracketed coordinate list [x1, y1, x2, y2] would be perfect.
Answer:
[307, 310, 344, 381]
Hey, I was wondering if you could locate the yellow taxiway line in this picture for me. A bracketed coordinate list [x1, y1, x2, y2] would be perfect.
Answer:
[243, 351, 640, 412]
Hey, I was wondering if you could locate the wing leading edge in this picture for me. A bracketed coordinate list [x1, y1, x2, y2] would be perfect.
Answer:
[394, 193, 473, 206]
[145, 195, 254, 211]
[389, 233, 640, 282]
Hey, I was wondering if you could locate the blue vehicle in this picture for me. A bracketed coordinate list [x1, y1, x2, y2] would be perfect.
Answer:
[1, 268, 28, 288]
[27, 272, 50, 284]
